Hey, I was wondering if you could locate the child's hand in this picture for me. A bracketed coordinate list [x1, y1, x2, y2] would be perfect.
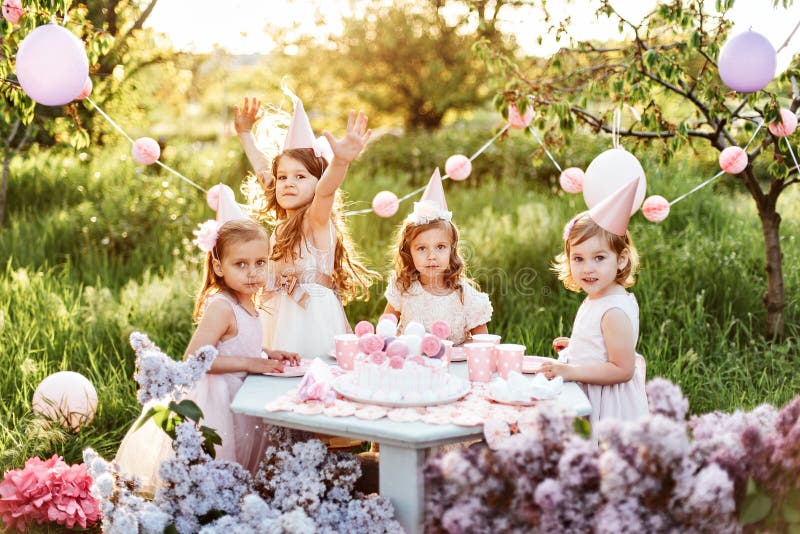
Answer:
[552, 337, 570, 352]
[249, 358, 284, 374]
[234, 97, 264, 134]
[322, 110, 371, 165]
[538, 361, 574, 381]
[265, 349, 300, 366]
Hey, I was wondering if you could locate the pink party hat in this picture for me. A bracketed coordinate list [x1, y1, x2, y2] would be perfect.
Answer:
[588, 176, 641, 236]
[283, 98, 316, 151]
[421, 168, 448, 211]
[215, 184, 248, 223]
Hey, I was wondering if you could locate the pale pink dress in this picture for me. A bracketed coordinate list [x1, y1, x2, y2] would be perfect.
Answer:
[384, 274, 493, 345]
[262, 222, 349, 357]
[115, 293, 271, 494]
[557, 290, 649, 442]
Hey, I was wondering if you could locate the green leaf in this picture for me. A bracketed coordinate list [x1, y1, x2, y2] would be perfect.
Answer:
[738, 491, 772, 525]
[573, 417, 591, 438]
[134, 405, 161, 431]
[169, 400, 204, 423]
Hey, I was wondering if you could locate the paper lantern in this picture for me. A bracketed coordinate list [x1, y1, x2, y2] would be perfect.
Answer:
[719, 146, 748, 174]
[718, 31, 777, 93]
[767, 108, 798, 138]
[445, 154, 472, 181]
[16, 24, 89, 106]
[508, 103, 534, 129]
[131, 137, 161, 165]
[559, 167, 584, 194]
[2, 0, 23, 24]
[206, 184, 222, 210]
[33, 371, 98, 430]
[372, 190, 399, 218]
[77, 77, 92, 100]
[642, 195, 670, 223]
[583, 148, 647, 214]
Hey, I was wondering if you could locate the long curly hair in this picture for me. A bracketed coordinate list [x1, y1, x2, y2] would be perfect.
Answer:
[244, 148, 378, 304]
[193, 219, 269, 321]
[552, 212, 639, 293]
[391, 218, 466, 295]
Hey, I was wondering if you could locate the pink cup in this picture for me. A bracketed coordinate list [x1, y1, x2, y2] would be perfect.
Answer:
[470, 334, 501, 371]
[495, 343, 525, 379]
[465, 342, 494, 382]
[441, 340, 454, 367]
[334, 333, 359, 370]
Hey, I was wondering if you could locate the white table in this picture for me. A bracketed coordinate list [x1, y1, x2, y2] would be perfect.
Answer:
[230, 362, 591, 533]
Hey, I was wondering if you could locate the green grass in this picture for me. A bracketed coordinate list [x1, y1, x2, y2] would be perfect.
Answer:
[1, 127, 798, 477]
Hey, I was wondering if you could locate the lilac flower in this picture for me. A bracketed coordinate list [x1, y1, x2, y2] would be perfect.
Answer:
[646, 377, 689, 420]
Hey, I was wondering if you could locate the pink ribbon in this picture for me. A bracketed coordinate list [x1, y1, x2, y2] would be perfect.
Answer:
[264, 273, 309, 307]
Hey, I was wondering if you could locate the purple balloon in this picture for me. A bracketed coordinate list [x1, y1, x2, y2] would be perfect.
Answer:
[16, 24, 89, 106]
[718, 31, 777, 93]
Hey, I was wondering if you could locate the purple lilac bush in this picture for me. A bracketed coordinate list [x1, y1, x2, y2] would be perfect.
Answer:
[424, 377, 800, 533]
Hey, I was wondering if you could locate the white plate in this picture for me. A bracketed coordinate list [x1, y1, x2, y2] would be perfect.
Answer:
[486, 392, 539, 406]
[327, 350, 337, 359]
[262, 359, 312, 377]
[449, 346, 467, 362]
[333, 374, 470, 408]
[522, 355, 552, 374]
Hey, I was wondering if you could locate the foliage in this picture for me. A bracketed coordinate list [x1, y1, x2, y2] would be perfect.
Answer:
[475, 0, 800, 338]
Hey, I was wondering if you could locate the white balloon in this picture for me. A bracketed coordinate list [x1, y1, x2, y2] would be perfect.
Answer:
[33, 371, 98, 430]
[403, 321, 426, 338]
[583, 148, 647, 214]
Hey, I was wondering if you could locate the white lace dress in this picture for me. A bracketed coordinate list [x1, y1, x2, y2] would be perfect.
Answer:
[557, 290, 649, 442]
[384, 275, 493, 345]
[261, 222, 350, 358]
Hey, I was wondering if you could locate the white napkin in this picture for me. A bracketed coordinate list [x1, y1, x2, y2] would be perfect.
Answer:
[489, 371, 564, 402]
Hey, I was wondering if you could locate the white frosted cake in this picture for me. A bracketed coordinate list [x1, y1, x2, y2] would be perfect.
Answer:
[335, 317, 468, 404]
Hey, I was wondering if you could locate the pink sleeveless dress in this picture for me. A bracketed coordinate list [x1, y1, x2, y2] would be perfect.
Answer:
[115, 293, 271, 494]
[557, 290, 649, 442]
[261, 222, 350, 357]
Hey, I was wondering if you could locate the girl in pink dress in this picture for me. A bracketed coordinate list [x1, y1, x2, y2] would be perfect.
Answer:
[540, 198, 649, 442]
[116, 198, 297, 494]
[383, 169, 492, 344]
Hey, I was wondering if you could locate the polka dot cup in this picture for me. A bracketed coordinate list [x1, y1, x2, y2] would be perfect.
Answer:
[495, 344, 525, 379]
[465, 342, 494, 382]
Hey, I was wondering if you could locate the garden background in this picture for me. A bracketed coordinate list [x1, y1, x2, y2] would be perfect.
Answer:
[1, 0, 798, 503]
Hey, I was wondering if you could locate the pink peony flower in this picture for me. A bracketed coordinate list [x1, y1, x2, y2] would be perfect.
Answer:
[430, 320, 451, 340]
[389, 356, 405, 369]
[421, 334, 442, 357]
[0, 455, 101, 532]
[358, 334, 384, 355]
[369, 351, 387, 365]
[354, 320, 375, 337]
[192, 219, 222, 252]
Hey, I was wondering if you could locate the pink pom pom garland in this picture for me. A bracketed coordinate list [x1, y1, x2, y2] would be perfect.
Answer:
[642, 195, 671, 223]
[445, 154, 472, 181]
[206, 184, 222, 211]
[508, 102, 534, 129]
[719, 146, 748, 174]
[559, 167, 584, 194]
[2, 0, 23, 24]
[767, 108, 798, 138]
[131, 137, 161, 165]
[372, 191, 400, 218]
[77, 77, 92, 100]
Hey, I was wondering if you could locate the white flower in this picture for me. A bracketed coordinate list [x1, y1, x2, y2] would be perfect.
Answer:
[406, 200, 452, 224]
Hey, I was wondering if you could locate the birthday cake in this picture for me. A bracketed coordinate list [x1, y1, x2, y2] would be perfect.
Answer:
[336, 316, 468, 405]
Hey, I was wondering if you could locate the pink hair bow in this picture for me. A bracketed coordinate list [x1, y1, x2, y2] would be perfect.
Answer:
[264, 273, 309, 307]
[193, 220, 222, 252]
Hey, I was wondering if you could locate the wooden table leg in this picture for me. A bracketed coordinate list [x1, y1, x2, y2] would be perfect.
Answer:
[378, 444, 428, 534]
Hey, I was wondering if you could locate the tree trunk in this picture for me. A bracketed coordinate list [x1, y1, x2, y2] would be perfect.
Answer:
[757, 199, 785, 339]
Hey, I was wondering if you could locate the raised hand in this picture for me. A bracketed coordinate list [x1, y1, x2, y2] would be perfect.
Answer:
[234, 96, 264, 134]
[322, 110, 372, 165]
[552, 337, 570, 352]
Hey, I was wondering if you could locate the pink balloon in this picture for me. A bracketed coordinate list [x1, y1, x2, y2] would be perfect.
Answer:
[16, 24, 89, 106]
[767, 108, 798, 138]
[2, 0, 23, 24]
[206, 184, 222, 210]
[372, 190, 399, 218]
[132, 137, 161, 165]
[642, 195, 670, 223]
[508, 102, 533, 129]
[559, 167, 584, 194]
[718, 31, 777, 93]
[719, 146, 748, 174]
[77, 77, 92, 100]
[583, 149, 647, 214]
[445, 154, 471, 181]
[32, 371, 98, 430]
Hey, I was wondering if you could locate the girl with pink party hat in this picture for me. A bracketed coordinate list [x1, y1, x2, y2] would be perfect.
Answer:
[234, 92, 378, 358]
[383, 169, 493, 344]
[541, 177, 649, 442]
[116, 185, 299, 494]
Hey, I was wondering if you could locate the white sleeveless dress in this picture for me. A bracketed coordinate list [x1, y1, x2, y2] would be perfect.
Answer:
[261, 222, 349, 358]
[115, 293, 271, 493]
[557, 290, 649, 442]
